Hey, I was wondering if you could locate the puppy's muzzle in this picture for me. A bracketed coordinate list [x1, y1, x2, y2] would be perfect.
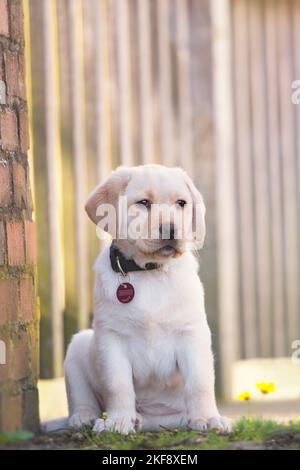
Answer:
[159, 223, 176, 240]
[156, 224, 183, 257]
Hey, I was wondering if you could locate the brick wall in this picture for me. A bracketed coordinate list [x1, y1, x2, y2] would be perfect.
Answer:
[0, 0, 39, 432]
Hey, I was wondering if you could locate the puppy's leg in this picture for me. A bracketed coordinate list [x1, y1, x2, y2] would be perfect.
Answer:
[65, 365, 100, 429]
[65, 330, 100, 429]
[177, 329, 231, 433]
[92, 332, 137, 435]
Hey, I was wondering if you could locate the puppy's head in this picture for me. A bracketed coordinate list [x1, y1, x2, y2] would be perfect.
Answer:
[85, 165, 205, 267]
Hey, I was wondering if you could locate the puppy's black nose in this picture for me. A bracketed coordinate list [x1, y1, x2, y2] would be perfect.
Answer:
[159, 223, 175, 240]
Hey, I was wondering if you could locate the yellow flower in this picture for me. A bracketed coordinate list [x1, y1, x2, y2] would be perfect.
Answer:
[256, 382, 275, 395]
[101, 411, 108, 420]
[297, 416, 300, 422]
[238, 391, 251, 401]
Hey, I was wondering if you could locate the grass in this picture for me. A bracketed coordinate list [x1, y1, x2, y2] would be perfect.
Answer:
[77, 418, 300, 450]
[0, 431, 34, 446]
[1, 418, 300, 450]
[233, 417, 286, 442]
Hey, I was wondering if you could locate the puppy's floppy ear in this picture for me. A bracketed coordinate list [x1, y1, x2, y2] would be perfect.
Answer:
[178, 169, 206, 247]
[85, 166, 132, 225]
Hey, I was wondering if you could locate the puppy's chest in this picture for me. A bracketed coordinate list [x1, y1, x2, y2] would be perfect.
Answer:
[127, 325, 178, 386]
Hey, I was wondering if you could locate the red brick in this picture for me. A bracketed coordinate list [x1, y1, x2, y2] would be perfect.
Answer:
[0, 0, 9, 38]
[5, 51, 18, 95]
[0, 161, 11, 206]
[24, 220, 36, 264]
[12, 160, 26, 207]
[19, 108, 29, 153]
[0, 221, 5, 265]
[11, 333, 30, 380]
[20, 277, 35, 322]
[0, 393, 23, 431]
[0, 279, 19, 325]
[5, 51, 26, 100]
[6, 221, 25, 265]
[9, 0, 24, 43]
[0, 109, 18, 151]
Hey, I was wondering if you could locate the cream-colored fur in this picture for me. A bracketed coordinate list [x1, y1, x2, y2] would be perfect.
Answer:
[63, 165, 230, 435]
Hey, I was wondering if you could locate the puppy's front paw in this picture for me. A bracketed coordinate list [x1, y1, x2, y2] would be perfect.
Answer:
[207, 416, 232, 433]
[93, 415, 136, 435]
[69, 409, 98, 429]
[188, 418, 208, 431]
[189, 416, 231, 433]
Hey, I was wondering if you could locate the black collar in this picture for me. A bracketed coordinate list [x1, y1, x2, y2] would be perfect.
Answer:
[110, 244, 160, 275]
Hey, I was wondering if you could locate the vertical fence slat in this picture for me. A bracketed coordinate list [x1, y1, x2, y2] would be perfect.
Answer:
[56, 0, 80, 348]
[137, 0, 153, 164]
[81, 0, 101, 315]
[89, 0, 113, 254]
[29, 0, 52, 377]
[292, 2, 300, 191]
[127, 0, 140, 165]
[291, 0, 300, 344]
[211, 0, 239, 398]
[265, 0, 286, 356]
[23, 0, 35, 208]
[232, 0, 257, 359]
[116, 0, 133, 166]
[249, 0, 272, 357]
[104, 1, 118, 169]
[175, 0, 193, 175]
[277, 0, 299, 350]
[43, 0, 65, 376]
[157, 0, 174, 167]
[93, 0, 111, 180]
[69, 0, 89, 330]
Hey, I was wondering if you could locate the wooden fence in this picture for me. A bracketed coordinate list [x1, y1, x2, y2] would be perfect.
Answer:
[24, 0, 300, 397]
[213, 0, 300, 396]
[233, 0, 300, 358]
[25, 0, 216, 379]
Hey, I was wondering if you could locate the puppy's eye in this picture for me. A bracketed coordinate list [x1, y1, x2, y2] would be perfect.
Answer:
[136, 199, 151, 209]
[176, 199, 187, 208]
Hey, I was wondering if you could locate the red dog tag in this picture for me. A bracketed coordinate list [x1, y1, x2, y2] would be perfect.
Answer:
[116, 282, 135, 303]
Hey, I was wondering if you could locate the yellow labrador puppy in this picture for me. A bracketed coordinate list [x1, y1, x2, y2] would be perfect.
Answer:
[63, 165, 230, 434]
